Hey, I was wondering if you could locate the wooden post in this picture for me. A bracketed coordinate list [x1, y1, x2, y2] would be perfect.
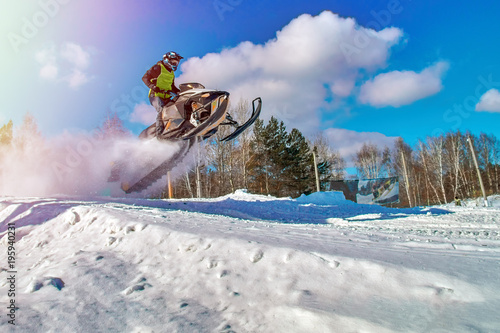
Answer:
[196, 137, 202, 198]
[196, 165, 201, 198]
[313, 147, 320, 192]
[167, 171, 173, 199]
[467, 136, 488, 206]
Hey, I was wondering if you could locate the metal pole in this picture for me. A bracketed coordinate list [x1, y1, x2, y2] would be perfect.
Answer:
[313, 147, 320, 192]
[467, 136, 488, 207]
[401, 151, 412, 207]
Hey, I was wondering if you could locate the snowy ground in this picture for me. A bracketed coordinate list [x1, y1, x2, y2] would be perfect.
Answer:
[1, 191, 499, 332]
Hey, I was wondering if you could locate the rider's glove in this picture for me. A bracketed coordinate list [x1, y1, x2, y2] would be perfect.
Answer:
[168, 90, 179, 102]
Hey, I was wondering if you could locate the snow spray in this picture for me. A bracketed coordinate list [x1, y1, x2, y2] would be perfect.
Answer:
[0, 129, 193, 198]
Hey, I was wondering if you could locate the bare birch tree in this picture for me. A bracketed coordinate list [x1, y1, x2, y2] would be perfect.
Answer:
[393, 138, 414, 207]
[310, 133, 346, 183]
[416, 139, 443, 204]
[354, 142, 390, 179]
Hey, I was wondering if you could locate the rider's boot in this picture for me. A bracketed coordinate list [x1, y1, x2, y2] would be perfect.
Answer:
[155, 112, 165, 138]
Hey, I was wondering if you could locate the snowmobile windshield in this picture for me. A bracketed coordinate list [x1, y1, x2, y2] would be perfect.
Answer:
[179, 83, 205, 92]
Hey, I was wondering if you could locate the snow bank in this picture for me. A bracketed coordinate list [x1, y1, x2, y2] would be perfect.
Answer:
[221, 189, 288, 202]
[1, 193, 499, 332]
[295, 190, 352, 206]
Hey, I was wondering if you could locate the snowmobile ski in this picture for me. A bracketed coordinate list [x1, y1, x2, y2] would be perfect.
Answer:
[121, 139, 194, 194]
[220, 97, 262, 142]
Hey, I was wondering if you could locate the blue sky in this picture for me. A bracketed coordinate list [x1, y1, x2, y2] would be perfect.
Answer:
[1, 0, 500, 157]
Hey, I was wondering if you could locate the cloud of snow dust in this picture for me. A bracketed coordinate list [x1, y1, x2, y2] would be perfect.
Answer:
[0, 129, 191, 198]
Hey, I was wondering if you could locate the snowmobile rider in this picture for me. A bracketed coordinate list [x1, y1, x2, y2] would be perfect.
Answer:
[142, 51, 184, 137]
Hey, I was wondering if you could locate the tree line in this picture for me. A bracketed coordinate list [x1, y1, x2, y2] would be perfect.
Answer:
[1, 109, 498, 207]
[170, 100, 499, 206]
[353, 133, 499, 207]
[169, 100, 346, 199]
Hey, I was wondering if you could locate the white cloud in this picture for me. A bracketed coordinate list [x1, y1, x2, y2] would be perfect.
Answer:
[35, 42, 92, 89]
[324, 128, 397, 162]
[130, 103, 156, 125]
[330, 77, 356, 97]
[66, 69, 89, 89]
[39, 63, 59, 80]
[359, 61, 449, 107]
[178, 11, 403, 136]
[475, 89, 500, 113]
[61, 43, 90, 69]
[35, 47, 58, 80]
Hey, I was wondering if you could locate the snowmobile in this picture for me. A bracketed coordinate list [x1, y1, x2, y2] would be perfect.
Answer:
[116, 83, 262, 194]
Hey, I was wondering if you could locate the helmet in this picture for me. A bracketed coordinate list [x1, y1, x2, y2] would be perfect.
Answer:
[163, 51, 183, 71]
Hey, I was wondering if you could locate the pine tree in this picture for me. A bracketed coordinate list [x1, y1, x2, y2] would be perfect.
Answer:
[248, 117, 287, 195]
[248, 117, 315, 197]
[283, 128, 313, 197]
[264, 117, 288, 196]
[0, 120, 13, 146]
[248, 118, 271, 194]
